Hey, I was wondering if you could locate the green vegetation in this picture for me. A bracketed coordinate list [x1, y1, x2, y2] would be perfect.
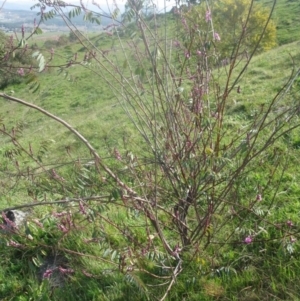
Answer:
[261, 0, 300, 45]
[0, 0, 300, 300]
[0, 31, 35, 89]
[184, 0, 277, 59]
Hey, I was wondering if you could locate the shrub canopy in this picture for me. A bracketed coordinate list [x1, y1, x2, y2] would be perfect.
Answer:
[184, 0, 277, 59]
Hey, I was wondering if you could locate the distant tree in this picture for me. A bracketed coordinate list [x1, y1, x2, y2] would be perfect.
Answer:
[43, 39, 57, 49]
[69, 30, 81, 42]
[183, 0, 277, 59]
[57, 34, 69, 46]
[123, 0, 145, 23]
[122, 0, 159, 23]
[0, 30, 7, 58]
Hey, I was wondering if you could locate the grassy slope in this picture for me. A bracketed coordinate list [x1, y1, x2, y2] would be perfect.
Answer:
[260, 0, 300, 45]
[0, 39, 135, 208]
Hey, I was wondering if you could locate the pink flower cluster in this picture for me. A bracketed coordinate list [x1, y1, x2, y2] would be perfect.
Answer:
[214, 32, 221, 41]
[79, 200, 87, 215]
[114, 148, 122, 161]
[7, 240, 23, 248]
[43, 266, 74, 279]
[256, 194, 262, 201]
[17, 68, 25, 76]
[205, 10, 212, 22]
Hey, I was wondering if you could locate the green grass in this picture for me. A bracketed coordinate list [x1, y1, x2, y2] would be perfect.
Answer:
[261, 0, 300, 45]
[225, 40, 300, 110]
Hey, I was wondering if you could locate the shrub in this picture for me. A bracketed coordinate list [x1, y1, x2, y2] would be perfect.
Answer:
[0, 0, 299, 300]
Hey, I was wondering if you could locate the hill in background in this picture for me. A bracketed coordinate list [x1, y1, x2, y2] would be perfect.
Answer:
[0, 8, 112, 33]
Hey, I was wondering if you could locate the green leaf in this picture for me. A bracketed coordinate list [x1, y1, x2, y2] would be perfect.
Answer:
[112, 8, 120, 20]
[123, 59, 128, 69]
[135, 66, 146, 80]
[69, 7, 81, 19]
[84, 11, 92, 21]
[92, 17, 101, 25]
[111, 189, 121, 200]
[32, 257, 42, 267]
[38, 56, 45, 72]
[18, 39, 26, 47]
[130, 32, 137, 38]
[103, 248, 111, 257]
[25, 73, 37, 84]
[32, 51, 40, 58]
[38, 62, 45, 72]
[31, 82, 40, 93]
[111, 250, 117, 261]
[34, 27, 43, 35]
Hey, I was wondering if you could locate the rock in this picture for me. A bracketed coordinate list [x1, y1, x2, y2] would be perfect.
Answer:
[1, 209, 28, 231]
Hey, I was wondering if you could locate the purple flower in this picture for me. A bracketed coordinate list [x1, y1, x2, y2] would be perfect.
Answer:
[32, 219, 43, 228]
[52, 211, 67, 218]
[82, 270, 94, 277]
[7, 240, 23, 248]
[2, 211, 16, 229]
[244, 236, 252, 244]
[181, 18, 188, 31]
[287, 220, 293, 227]
[58, 224, 68, 233]
[214, 32, 221, 41]
[205, 10, 212, 22]
[185, 51, 190, 59]
[79, 200, 87, 215]
[173, 40, 181, 48]
[256, 194, 262, 202]
[58, 266, 74, 274]
[196, 50, 202, 56]
[114, 148, 122, 161]
[290, 236, 296, 243]
[51, 169, 65, 181]
[17, 68, 25, 76]
[43, 269, 54, 279]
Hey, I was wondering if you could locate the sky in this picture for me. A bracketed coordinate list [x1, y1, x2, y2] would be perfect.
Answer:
[2, 0, 176, 12]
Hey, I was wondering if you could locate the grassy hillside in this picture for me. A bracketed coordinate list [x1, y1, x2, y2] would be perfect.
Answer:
[261, 0, 300, 45]
[0, 1, 300, 300]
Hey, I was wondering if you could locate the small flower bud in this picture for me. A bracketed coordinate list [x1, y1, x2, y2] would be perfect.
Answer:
[214, 32, 221, 41]
[205, 10, 212, 22]
[256, 194, 262, 202]
[244, 236, 252, 244]
[43, 269, 54, 279]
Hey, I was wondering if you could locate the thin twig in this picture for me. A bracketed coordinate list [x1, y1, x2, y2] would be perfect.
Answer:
[160, 259, 182, 301]
[1, 195, 110, 212]
[0, 0, 7, 12]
